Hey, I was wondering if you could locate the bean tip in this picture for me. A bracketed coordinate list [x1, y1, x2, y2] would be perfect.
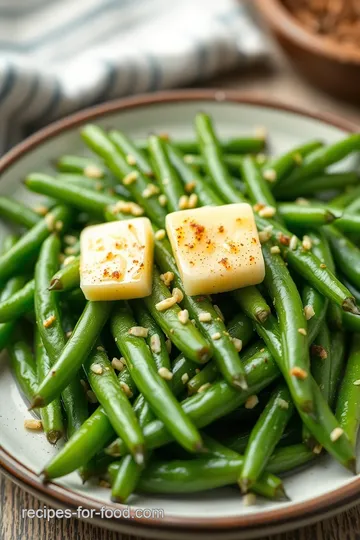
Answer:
[49, 278, 63, 291]
[342, 297, 360, 315]
[276, 485, 291, 502]
[46, 430, 63, 445]
[198, 346, 211, 364]
[39, 471, 49, 484]
[347, 458, 357, 475]
[29, 395, 44, 410]
[238, 478, 250, 494]
[133, 446, 146, 467]
[111, 495, 125, 504]
[256, 309, 271, 324]
[194, 440, 207, 454]
[232, 375, 248, 391]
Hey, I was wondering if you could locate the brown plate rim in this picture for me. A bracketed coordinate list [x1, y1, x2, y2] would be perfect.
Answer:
[0, 89, 360, 534]
[256, 0, 360, 64]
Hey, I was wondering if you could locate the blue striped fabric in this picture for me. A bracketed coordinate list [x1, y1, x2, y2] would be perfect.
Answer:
[0, 0, 268, 152]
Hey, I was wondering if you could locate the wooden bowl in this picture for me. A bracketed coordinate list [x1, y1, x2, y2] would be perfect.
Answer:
[255, 0, 360, 103]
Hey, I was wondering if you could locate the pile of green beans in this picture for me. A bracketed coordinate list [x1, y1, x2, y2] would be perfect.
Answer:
[2, 112, 360, 507]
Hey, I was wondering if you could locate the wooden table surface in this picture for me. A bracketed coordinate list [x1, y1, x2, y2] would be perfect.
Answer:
[1, 42, 360, 540]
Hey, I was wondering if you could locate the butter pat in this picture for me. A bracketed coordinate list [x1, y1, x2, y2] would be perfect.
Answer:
[166, 203, 265, 295]
[80, 218, 154, 301]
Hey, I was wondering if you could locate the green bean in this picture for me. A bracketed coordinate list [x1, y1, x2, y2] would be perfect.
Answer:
[25, 173, 120, 216]
[302, 284, 328, 344]
[0, 205, 72, 284]
[239, 383, 294, 491]
[339, 275, 360, 304]
[147, 135, 185, 212]
[256, 215, 359, 315]
[111, 303, 204, 453]
[324, 225, 360, 290]
[154, 234, 246, 388]
[261, 140, 323, 187]
[225, 422, 302, 455]
[336, 333, 360, 447]
[7, 338, 38, 401]
[310, 322, 332, 404]
[35, 329, 64, 444]
[275, 134, 360, 191]
[333, 212, 360, 235]
[171, 353, 199, 397]
[56, 155, 106, 177]
[182, 153, 246, 173]
[82, 125, 167, 227]
[58, 172, 132, 201]
[330, 187, 360, 210]
[0, 278, 34, 323]
[233, 287, 271, 324]
[329, 331, 346, 408]
[279, 203, 336, 227]
[109, 130, 154, 177]
[167, 143, 224, 207]
[276, 172, 359, 199]
[239, 155, 278, 210]
[143, 267, 210, 364]
[0, 197, 41, 228]
[42, 407, 115, 481]
[254, 312, 356, 471]
[137, 135, 267, 155]
[84, 345, 144, 464]
[195, 113, 243, 205]
[131, 300, 171, 372]
[31, 301, 112, 407]
[228, 312, 255, 343]
[49, 257, 80, 292]
[262, 243, 314, 412]
[110, 455, 140, 503]
[266, 444, 315, 474]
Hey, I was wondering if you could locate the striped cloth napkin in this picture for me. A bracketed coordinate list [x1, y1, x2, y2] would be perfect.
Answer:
[0, 0, 268, 152]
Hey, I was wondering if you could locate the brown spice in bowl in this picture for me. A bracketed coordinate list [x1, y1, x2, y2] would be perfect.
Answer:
[283, 0, 360, 52]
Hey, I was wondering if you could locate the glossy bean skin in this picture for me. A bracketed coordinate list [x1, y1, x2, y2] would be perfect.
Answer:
[0, 197, 41, 228]
[109, 130, 154, 177]
[137, 136, 267, 155]
[324, 225, 360, 290]
[0, 279, 35, 323]
[7, 338, 38, 402]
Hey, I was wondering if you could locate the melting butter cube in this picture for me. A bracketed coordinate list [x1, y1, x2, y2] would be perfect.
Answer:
[80, 218, 154, 301]
[166, 203, 265, 296]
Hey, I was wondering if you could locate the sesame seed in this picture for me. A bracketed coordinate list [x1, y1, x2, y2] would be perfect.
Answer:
[148, 335, 161, 355]
[243, 493, 257, 506]
[302, 235, 312, 251]
[158, 367, 173, 381]
[43, 315, 56, 328]
[179, 195, 189, 210]
[199, 312, 212, 323]
[270, 245, 281, 255]
[162, 177, 169, 185]
[245, 395, 259, 409]
[320, 263, 327, 269]
[120, 382, 133, 398]
[330, 427, 344, 442]
[313, 444, 323, 455]
[128, 326, 149, 338]
[155, 229, 166, 241]
[165, 339, 172, 354]
[84, 164, 103, 178]
[126, 154, 137, 166]
[188, 193, 198, 208]
[55, 220, 63, 232]
[353, 379, 360, 386]
[185, 181, 196, 193]
[123, 171, 138, 185]
[259, 206, 276, 218]
[160, 271, 174, 287]
[45, 213, 56, 231]
[64, 235, 77, 245]
[96, 346, 105, 352]
[304, 305, 315, 320]
[184, 155, 195, 164]
[255, 126, 267, 140]
[255, 153, 267, 165]
[112, 357, 125, 371]
[90, 363, 103, 375]
[289, 235, 298, 251]
[142, 183, 160, 199]
[259, 230, 272, 244]
[24, 419, 43, 431]
[263, 169, 277, 183]
[232, 337, 243, 352]
[34, 205, 49, 216]
[290, 367, 308, 380]
[198, 383, 211, 393]
[172, 287, 184, 303]
[63, 255, 76, 267]
[155, 296, 177, 311]
[311, 344, 328, 360]
[66, 330, 72, 338]
[277, 398, 289, 409]
[181, 373, 189, 384]
[298, 328, 307, 336]
[64, 246, 78, 255]
[295, 197, 310, 206]
[211, 332, 221, 341]
[178, 309, 189, 325]
[158, 194, 167, 207]
[214, 304, 224, 322]
[87, 390, 98, 403]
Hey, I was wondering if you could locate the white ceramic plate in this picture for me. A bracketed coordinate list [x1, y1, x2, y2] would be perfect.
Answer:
[1, 90, 359, 539]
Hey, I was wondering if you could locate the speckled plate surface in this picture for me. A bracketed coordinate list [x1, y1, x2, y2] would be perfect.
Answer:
[1, 90, 359, 539]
